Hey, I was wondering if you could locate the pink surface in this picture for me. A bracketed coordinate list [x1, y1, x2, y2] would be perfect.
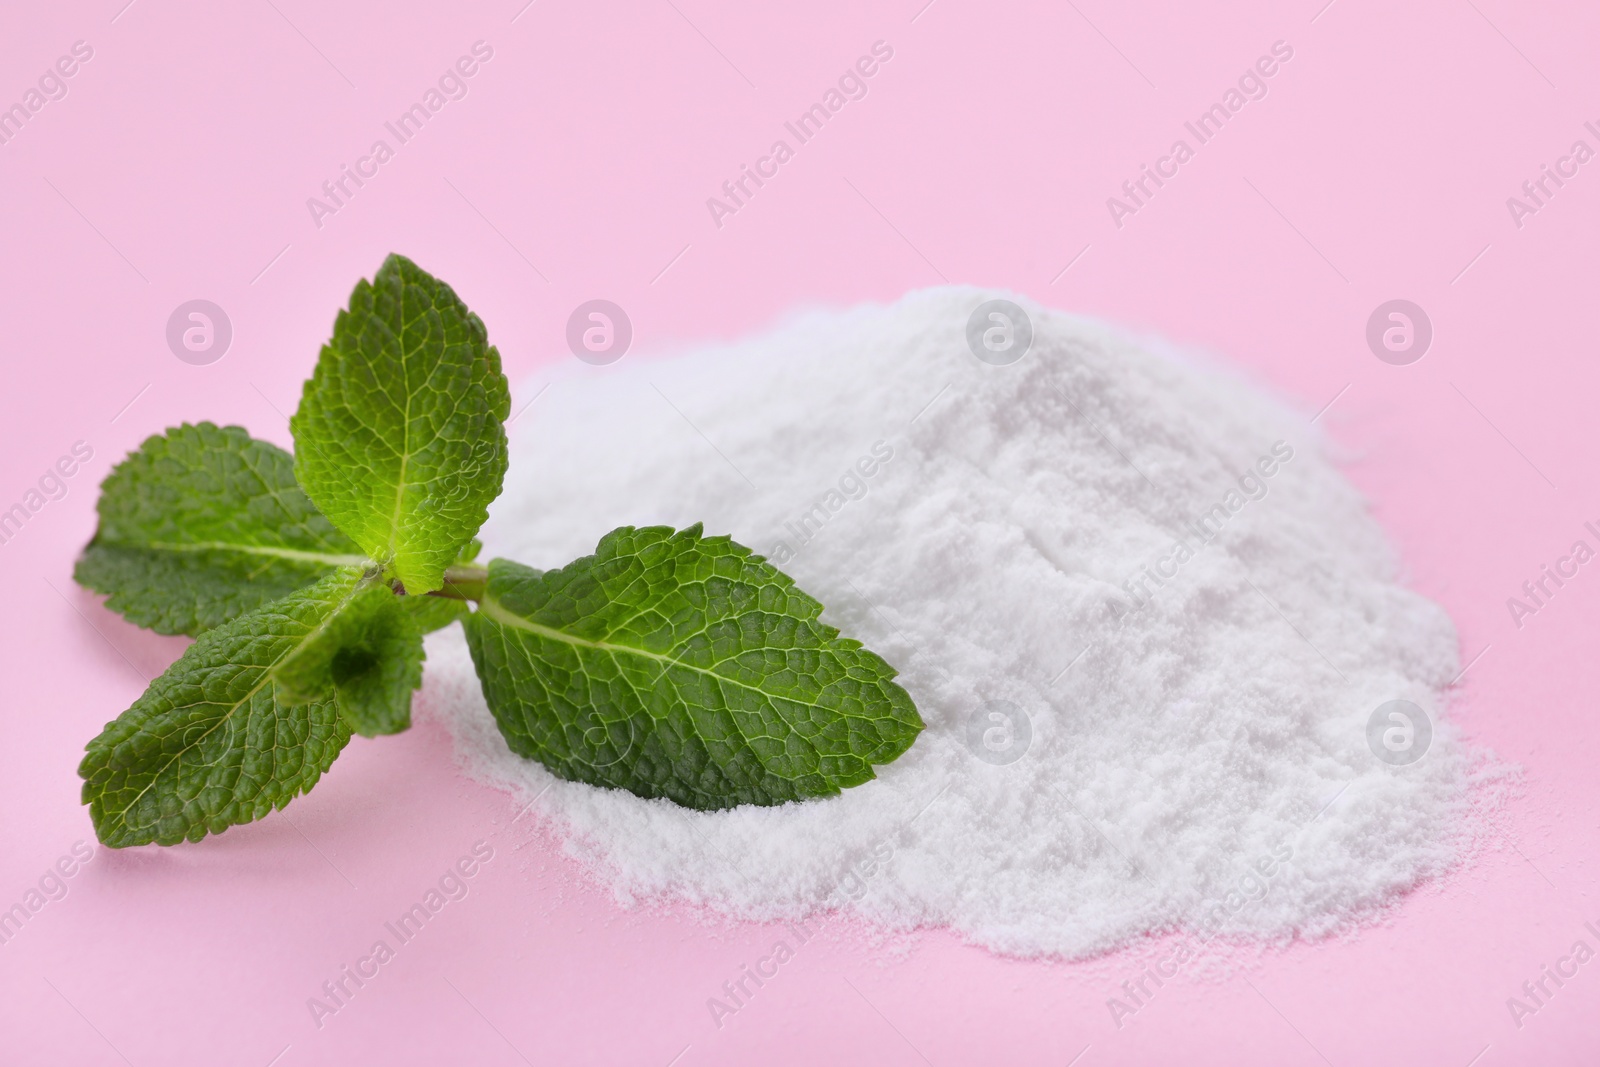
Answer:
[2, 0, 1597, 1063]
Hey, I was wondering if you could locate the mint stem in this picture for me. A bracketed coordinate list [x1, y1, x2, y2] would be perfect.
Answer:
[428, 564, 488, 602]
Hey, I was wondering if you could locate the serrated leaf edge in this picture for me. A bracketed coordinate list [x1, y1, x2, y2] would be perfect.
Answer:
[91, 568, 376, 841]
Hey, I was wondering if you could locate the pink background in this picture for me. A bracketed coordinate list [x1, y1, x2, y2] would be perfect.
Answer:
[3, 0, 1598, 1063]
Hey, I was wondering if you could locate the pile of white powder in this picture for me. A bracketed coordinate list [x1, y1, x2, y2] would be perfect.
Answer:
[422, 287, 1489, 960]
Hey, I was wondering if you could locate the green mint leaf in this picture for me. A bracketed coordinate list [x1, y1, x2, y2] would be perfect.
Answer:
[277, 583, 423, 737]
[290, 254, 510, 595]
[400, 594, 469, 634]
[397, 540, 482, 634]
[395, 537, 483, 634]
[73, 422, 365, 636]
[462, 525, 924, 810]
[79, 569, 374, 847]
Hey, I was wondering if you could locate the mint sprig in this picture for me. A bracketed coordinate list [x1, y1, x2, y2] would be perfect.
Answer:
[75, 254, 923, 847]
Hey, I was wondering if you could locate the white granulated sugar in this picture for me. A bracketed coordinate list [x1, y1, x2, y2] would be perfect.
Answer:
[425, 287, 1482, 960]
